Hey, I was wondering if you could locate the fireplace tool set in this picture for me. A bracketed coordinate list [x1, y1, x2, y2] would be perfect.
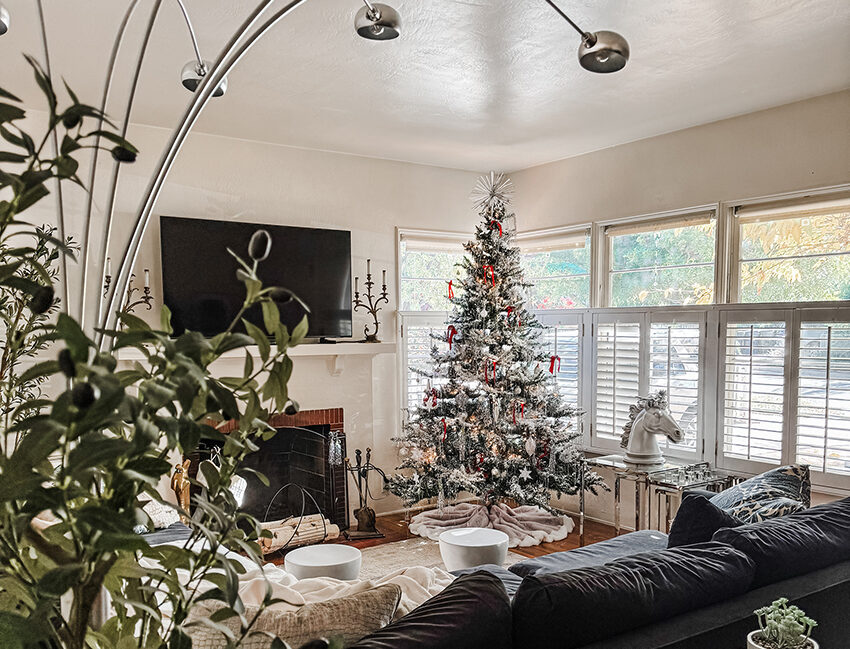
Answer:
[345, 448, 388, 540]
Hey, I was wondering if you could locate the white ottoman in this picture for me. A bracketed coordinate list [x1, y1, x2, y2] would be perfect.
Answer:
[284, 544, 362, 580]
[438, 527, 510, 571]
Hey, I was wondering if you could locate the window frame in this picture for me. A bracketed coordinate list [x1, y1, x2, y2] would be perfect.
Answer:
[599, 205, 719, 308]
[517, 224, 593, 310]
[396, 227, 469, 313]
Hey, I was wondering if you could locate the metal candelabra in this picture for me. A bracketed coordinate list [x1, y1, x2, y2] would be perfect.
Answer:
[103, 259, 153, 314]
[352, 259, 389, 343]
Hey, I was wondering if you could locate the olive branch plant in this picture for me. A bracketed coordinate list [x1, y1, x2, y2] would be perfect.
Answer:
[0, 58, 315, 649]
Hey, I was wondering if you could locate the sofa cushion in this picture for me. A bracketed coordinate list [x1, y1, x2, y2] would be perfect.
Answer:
[712, 496, 850, 588]
[509, 529, 668, 577]
[667, 494, 743, 548]
[450, 564, 523, 598]
[710, 465, 810, 523]
[511, 542, 756, 649]
[349, 571, 512, 649]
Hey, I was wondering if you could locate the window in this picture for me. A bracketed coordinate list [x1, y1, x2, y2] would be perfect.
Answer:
[735, 200, 850, 303]
[593, 316, 641, 442]
[605, 212, 716, 307]
[520, 229, 591, 309]
[649, 319, 702, 451]
[796, 319, 850, 476]
[720, 317, 788, 467]
[398, 231, 466, 311]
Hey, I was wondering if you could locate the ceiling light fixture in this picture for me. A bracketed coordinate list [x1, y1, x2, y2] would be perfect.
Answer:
[0, 4, 9, 36]
[176, 0, 228, 96]
[543, 0, 629, 73]
[354, 0, 400, 41]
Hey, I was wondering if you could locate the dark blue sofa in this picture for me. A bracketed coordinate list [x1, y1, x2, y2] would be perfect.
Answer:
[356, 497, 850, 648]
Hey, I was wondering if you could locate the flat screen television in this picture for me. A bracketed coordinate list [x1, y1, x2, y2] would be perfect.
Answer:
[160, 216, 352, 339]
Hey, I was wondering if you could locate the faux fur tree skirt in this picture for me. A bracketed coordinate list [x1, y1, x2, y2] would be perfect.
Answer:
[408, 502, 574, 548]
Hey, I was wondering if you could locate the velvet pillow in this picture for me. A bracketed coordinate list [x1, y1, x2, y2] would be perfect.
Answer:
[712, 496, 850, 588]
[511, 542, 755, 649]
[667, 493, 743, 548]
[710, 464, 810, 523]
[349, 572, 512, 649]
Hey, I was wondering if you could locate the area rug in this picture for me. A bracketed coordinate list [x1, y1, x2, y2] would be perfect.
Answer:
[408, 502, 574, 548]
[358, 537, 525, 581]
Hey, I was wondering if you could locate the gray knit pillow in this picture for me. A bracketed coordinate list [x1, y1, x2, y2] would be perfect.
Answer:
[186, 583, 402, 649]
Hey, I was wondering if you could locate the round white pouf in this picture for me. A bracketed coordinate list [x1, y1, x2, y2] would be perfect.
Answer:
[438, 527, 510, 571]
[284, 544, 362, 580]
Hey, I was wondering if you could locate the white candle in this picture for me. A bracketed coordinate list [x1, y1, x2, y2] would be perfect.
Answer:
[382, 269, 387, 285]
[144, 269, 150, 288]
[106, 257, 112, 276]
[366, 259, 371, 275]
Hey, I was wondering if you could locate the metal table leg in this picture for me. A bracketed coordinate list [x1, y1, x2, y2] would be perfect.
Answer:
[579, 458, 586, 547]
[614, 475, 621, 536]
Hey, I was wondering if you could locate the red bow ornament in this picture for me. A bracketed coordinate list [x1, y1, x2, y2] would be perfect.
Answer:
[447, 325, 458, 350]
[506, 306, 520, 327]
[549, 355, 561, 374]
[490, 220, 503, 237]
[482, 265, 495, 286]
[448, 280, 454, 299]
[441, 418, 447, 441]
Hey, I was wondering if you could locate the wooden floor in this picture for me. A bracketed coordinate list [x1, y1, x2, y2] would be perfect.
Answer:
[336, 512, 616, 558]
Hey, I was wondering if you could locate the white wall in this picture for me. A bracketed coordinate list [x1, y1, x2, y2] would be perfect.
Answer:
[510, 90, 850, 229]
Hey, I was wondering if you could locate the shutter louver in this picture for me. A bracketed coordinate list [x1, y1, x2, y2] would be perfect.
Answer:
[722, 322, 787, 464]
[796, 322, 850, 475]
[650, 321, 701, 450]
[595, 321, 641, 439]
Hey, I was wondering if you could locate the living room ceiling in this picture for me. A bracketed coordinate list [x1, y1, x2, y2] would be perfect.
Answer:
[1, 0, 849, 172]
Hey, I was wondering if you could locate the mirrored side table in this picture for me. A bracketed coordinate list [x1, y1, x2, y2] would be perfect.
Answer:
[579, 455, 733, 546]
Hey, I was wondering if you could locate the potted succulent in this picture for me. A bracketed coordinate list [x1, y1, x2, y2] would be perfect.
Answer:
[748, 598, 818, 649]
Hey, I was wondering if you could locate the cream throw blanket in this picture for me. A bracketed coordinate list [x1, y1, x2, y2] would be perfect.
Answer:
[143, 541, 454, 620]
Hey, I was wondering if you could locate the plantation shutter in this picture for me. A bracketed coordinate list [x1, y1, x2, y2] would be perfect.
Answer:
[540, 321, 582, 406]
[796, 320, 850, 476]
[720, 315, 789, 467]
[593, 318, 642, 441]
[400, 315, 449, 414]
[649, 318, 703, 451]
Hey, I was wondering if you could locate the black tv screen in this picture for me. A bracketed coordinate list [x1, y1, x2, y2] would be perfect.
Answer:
[160, 216, 352, 339]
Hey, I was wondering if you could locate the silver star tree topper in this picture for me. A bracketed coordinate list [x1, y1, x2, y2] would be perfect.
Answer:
[470, 171, 514, 212]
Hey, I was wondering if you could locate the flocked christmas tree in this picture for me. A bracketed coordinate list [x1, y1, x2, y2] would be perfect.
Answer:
[390, 173, 601, 539]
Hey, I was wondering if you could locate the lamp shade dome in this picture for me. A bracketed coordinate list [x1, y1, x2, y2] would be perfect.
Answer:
[578, 30, 629, 73]
[354, 3, 400, 41]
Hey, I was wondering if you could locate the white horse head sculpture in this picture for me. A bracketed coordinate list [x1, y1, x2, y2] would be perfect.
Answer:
[620, 391, 683, 468]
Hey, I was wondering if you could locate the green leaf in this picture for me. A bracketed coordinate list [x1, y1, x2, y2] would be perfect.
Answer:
[17, 360, 60, 383]
[140, 380, 177, 410]
[291, 314, 309, 346]
[0, 151, 26, 163]
[212, 332, 254, 355]
[261, 300, 280, 336]
[24, 54, 56, 111]
[38, 564, 85, 597]
[117, 311, 152, 332]
[0, 260, 23, 282]
[0, 103, 25, 123]
[0, 87, 22, 102]
[160, 303, 174, 334]
[243, 319, 270, 362]
[55, 155, 79, 178]
[56, 313, 92, 363]
[60, 134, 80, 155]
[208, 379, 239, 420]
[0, 124, 26, 149]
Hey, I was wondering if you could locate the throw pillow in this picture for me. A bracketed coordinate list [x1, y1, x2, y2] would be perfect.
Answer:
[187, 583, 401, 649]
[712, 496, 850, 588]
[511, 542, 756, 649]
[140, 497, 181, 531]
[667, 493, 743, 547]
[349, 572, 512, 649]
[710, 464, 810, 523]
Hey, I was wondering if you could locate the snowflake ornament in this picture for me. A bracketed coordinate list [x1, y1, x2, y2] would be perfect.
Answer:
[519, 468, 532, 482]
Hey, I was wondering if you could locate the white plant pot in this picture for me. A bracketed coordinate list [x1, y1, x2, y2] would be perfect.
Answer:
[747, 630, 819, 649]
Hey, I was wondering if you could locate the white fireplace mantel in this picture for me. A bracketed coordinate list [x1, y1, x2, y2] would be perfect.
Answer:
[116, 341, 396, 376]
